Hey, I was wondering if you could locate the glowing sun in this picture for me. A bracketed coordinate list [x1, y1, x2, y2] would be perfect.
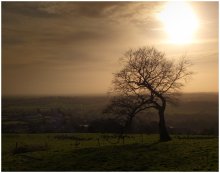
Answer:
[159, 1, 199, 44]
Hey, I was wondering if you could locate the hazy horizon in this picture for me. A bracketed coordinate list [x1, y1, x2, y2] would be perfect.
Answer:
[2, 2, 218, 96]
[2, 91, 218, 98]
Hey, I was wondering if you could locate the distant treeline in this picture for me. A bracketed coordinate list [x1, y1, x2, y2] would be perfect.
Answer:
[2, 93, 218, 135]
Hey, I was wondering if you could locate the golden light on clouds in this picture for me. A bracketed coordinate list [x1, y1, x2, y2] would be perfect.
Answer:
[159, 1, 199, 44]
[2, 2, 218, 95]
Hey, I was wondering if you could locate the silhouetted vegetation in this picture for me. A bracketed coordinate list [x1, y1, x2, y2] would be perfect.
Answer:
[2, 93, 218, 135]
[105, 47, 193, 141]
[2, 93, 218, 171]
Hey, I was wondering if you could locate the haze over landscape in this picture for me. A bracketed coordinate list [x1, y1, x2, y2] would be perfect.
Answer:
[2, 2, 219, 171]
[2, 1, 218, 96]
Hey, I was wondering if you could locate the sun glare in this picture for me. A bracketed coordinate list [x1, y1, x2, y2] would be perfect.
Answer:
[159, 1, 199, 44]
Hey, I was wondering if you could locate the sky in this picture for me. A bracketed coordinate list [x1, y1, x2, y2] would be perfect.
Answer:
[2, 1, 219, 96]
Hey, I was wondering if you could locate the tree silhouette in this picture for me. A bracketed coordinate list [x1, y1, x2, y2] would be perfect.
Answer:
[106, 46, 193, 141]
[104, 94, 152, 133]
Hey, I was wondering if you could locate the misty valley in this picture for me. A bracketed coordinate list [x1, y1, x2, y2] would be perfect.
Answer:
[2, 93, 218, 171]
[2, 93, 218, 135]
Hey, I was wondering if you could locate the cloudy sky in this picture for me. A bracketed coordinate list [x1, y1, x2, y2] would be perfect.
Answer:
[2, 1, 218, 96]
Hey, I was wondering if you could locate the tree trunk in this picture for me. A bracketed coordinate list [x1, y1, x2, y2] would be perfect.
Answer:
[124, 116, 133, 133]
[158, 109, 171, 142]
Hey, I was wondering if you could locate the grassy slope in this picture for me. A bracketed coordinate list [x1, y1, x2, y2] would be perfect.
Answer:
[2, 134, 218, 171]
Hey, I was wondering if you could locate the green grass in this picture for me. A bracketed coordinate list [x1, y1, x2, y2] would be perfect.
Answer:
[2, 133, 218, 171]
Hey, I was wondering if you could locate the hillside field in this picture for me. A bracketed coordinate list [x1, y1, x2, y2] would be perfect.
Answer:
[2, 133, 218, 171]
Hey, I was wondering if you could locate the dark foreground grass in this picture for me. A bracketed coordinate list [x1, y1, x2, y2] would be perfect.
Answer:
[2, 134, 218, 171]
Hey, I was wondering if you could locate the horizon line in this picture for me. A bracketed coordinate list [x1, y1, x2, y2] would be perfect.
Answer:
[2, 91, 219, 98]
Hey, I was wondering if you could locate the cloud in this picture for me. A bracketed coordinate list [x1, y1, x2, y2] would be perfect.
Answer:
[2, 1, 218, 95]
[3, 2, 161, 21]
[2, 3, 57, 19]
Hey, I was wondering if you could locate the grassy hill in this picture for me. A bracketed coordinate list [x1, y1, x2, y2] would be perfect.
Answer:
[2, 93, 218, 171]
[2, 133, 218, 171]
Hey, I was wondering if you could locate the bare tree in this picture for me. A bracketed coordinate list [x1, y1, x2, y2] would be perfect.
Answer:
[104, 94, 152, 133]
[107, 46, 193, 141]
